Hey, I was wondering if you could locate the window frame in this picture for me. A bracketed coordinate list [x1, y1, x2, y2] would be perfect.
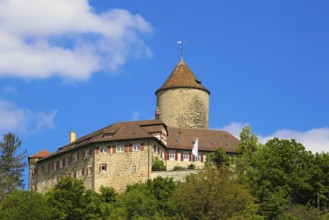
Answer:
[100, 146, 107, 154]
[183, 153, 189, 161]
[169, 152, 175, 160]
[116, 145, 124, 153]
[133, 143, 141, 152]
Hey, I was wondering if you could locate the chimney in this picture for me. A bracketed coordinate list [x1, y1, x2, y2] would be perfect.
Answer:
[155, 106, 160, 120]
[70, 131, 76, 143]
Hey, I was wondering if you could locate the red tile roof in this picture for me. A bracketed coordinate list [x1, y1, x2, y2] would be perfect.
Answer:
[29, 149, 51, 158]
[155, 58, 210, 94]
[37, 120, 238, 161]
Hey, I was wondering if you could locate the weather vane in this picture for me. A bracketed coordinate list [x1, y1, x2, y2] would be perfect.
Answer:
[177, 40, 187, 59]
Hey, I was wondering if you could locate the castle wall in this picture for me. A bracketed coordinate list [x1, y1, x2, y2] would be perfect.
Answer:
[29, 146, 94, 194]
[156, 88, 209, 129]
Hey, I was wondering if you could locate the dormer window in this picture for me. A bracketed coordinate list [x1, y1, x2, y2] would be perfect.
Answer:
[103, 133, 113, 138]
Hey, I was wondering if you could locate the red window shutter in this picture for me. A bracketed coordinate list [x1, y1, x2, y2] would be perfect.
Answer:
[175, 152, 178, 161]
[85, 167, 88, 176]
[192, 155, 195, 162]
[201, 154, 204, 162]
[112, 146, 116, 153]
[129, 145, 133, 152]
[95, 146, 99, 154]
[165, 152, 169, 160]
[189, 153, 192, 161]
[107, 146, 111, 153]
[141, 143, 144, 151]
[181, 153, 183, 161]
[124, 145, 128, 152]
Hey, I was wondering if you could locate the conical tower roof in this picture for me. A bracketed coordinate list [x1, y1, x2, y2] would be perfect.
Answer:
[155, 58, 210, 94]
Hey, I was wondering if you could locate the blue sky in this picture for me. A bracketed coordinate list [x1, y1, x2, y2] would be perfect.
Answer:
[0, 0, 329, 185]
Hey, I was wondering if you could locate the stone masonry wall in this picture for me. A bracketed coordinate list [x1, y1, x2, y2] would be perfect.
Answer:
[30, 146, 94, 194]
[156, 88, 209, 129]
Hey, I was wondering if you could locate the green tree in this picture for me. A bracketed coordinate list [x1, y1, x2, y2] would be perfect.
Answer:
[205, 147, 229, 168]
[152, 157, 166, 171]
[0, 190, 51, 220]
[171, 167, 260, 220]
[246, 138, 315, 219]
[47, 177, 108, 220]
[0, 133, 27, 200]
[46, 177, 86, 220]
[235, 125, 261, 183]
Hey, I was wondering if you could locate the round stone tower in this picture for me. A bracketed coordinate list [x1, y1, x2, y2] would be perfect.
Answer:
[155, 58, 210, 129]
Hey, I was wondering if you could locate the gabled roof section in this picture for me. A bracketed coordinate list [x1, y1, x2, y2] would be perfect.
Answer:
[29, 149, 51, 158]
[166, 127, 239, 153]
[40, 120, 167, 161]
[155, 58, 210, 94]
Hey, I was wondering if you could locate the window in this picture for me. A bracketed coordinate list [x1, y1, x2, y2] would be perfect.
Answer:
[84, 149, 89, 158]
[59, 159, 63, 168]
[131, 165, 137, 174]
[53, 162, 57, 170]
[100, 164, 107, 172]
[77, 169, 83, 177]
[100, 146, 107, 153]
[72, 154, 77, 162]
[88, 167, 93, 176]
[65, 157, 69, 166]
[183, 153, 189, 161]
[195, 155, 201, 162]
[169, 152, 175, 160]
[133, 144, 140, 152]
[116, 145, 124, 153]
[103, 133, 113, 138]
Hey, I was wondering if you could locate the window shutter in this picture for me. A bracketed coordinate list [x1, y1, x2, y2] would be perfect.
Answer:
[175, 152, 178, 161]
[48, 163, 50, 171]
[201, 154, 204, 162]
[82, 150, 85, 158]
[124, 145, 128, 152]
[77, 152, 80, 160]
[107, 146, 111, 153]
[51, 163, 54, 171]
[95, 146, 99, 154]
[129, 144, 133, 152]
[88, 148, 92, 155]
[141, 143, 144, 151]
[82, 168, 84, 176]
[56, 161, 60, 169]
[112, 146, 116, 153]
[189, 153, 192, 161]
[85, 167, 88, 176]
[165, 152, 168, 160]
[192, 155, 195, 162]
[181, 153, 183, 161]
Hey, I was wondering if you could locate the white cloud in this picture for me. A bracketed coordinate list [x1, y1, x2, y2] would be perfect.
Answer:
[219, 121, 329, 153]
[219, 121, 249, 139]
[0, 0, 152, 81]
[0, 100, 57, 135]
[259, 128, 329, 153]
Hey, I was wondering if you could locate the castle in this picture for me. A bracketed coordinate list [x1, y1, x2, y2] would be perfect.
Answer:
[28, 58, 239, 193]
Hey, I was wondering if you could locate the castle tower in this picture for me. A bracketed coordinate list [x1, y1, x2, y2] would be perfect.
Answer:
[155, 58, 210, 129]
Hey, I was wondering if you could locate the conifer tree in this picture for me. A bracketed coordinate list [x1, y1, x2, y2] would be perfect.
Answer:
[0, 133, 27, 200]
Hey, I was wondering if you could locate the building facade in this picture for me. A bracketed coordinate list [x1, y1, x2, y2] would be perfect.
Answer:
[29, 58, 239, 193]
